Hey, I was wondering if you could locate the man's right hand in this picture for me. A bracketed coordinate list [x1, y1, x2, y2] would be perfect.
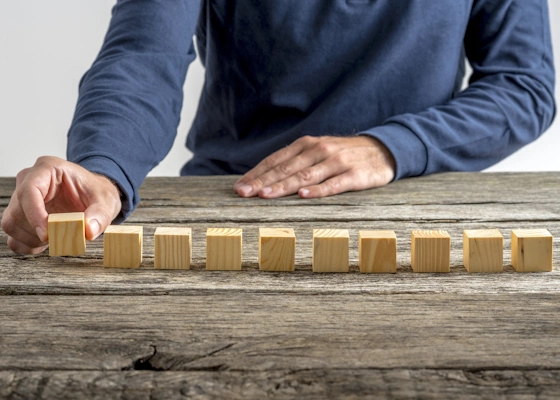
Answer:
[1, 156, 122, 254]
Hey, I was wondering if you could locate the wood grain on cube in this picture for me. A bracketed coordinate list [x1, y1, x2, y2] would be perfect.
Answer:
[258, 228, 296, 272]
[358, 230, 397, 273]
[206, 228, 242, 271]
[47, 212, 86, 256]
[411, 230, 450, 273]
[103, 225, 143, 269]
[312, 229, 349, 273]
[463, 229, 503, 273]
[154, 227, 192, 270]
[511, 229, 553, 272]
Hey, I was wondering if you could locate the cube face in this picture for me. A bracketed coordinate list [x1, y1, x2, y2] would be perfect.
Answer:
[511, 229, 553, 272]
[206, 228, 242, 271]
[258, 228, 296, 272]
[358, 230, 397, 273]
[48, 212, 86, 256]
[103, 225, 143, 268]
[154, 227, 192, 270]
[411, 230, 450, 273]
[463, 229, 503, 273]
[312, 229, 349, 273]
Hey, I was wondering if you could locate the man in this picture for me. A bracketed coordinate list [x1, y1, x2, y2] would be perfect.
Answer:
[2, 0, 555, 254]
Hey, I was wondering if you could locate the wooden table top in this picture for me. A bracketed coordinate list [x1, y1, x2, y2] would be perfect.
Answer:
[1, 173, 559, 399]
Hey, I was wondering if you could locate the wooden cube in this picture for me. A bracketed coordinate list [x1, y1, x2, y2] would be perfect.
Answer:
[103, 225, 143, 268]
[358, 230, 397, 273]
[463, 229, 503, 273]
[312, 229, 349, 273]
[258, 228, 296, 272]
[411, 230, 450, 273]
[48, 212, 86, 256]
[206, 228, 242, 270]
[154, 227, 192, 270]
[511, 229, 553, 272]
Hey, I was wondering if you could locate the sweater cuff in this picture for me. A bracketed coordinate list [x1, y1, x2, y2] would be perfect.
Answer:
[361, 123, 428, 180]
[76, 156, 135, 224]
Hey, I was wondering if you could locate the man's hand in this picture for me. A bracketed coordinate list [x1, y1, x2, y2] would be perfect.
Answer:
[234, 135, 396, 199]
[1, 156, 122, 254]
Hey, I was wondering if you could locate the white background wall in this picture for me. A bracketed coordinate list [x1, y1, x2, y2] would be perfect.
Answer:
[1, 1, 559, 177]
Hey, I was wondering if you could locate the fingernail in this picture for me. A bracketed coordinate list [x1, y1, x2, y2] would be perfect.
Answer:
[36, 227, 47, 242]
[299, 188, 310, 197]
[238, 185, 253, 196]
[260, 187, 272, 196]
[89, 219, 101, 239]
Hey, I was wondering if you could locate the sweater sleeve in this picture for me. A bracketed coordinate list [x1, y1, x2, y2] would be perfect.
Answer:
[363, 0, 556, 180]
[66, 0, 201, 222]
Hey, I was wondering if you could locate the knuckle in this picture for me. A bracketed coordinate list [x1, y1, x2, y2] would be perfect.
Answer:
[327, 179, 341, 191]
[0, 214, 14, 236]
[296, 169, 314, 183]
[6, 236, 20, 253]
[249, 177, 266, 189]
[273, 181, 288, 193]
[276, 163, 291, 176]
[15, 168, 30, 183]
[330, 152, 346, 164]
[298, 135, 315, 146]
[315, 141, 335, 155]
[263, 155, 278, 170]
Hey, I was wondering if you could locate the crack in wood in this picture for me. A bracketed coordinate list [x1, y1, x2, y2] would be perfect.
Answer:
[124, 345, 158, 371]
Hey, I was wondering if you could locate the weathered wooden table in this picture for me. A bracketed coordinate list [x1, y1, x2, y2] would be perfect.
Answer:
[1, 173, 559, 399]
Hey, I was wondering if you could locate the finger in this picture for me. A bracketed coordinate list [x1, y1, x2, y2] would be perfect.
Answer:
[234, 137, 315, 194]
[257, 161, 336, 199]
[7, 236, 49, 255]
[1, 199, 48, 250]
[15, 164, 52, 241]
[299, 171, 368, 198]
[18, 184, 50, 241]
[83, 175, 122, 240]
[246, 153, 325, 198]
[84, 203, 119, 240]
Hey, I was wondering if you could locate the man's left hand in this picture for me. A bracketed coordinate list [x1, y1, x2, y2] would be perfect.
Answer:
[233, 135, 396, 199]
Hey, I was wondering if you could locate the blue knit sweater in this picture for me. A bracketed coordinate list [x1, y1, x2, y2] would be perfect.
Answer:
[67, 0, 556, 220]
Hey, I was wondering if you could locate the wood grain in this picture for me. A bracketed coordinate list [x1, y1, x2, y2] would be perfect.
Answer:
[206, 228, 242, 270]
[103, 225, 143, 268]
[358, 230, 397, 273]
[258, 228, 296, 272]
[463, 229, 504, 273]
[312, 229, 349, 272]
[154, 227, 191, 270]
[512, 229, 553, 272]
[411, 230, 451, 273]
[47, 212, 86, 257]
[3, 370, 560, 399]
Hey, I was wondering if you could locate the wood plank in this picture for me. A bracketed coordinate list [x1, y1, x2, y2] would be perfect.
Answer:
[0, 293, 560, 371]
[2, 369, 560, 399]
[1, 294, 560, 372]
[2, 173, 560, 209]
[1, 218, 558, 296]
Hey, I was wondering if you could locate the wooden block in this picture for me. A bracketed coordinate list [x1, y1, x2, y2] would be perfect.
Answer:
[154, 227, 192, 270]
[463, 229, 503, 273]
[358, 230, 397, 273]
[411, 230, 450, 273]
[312, 229, 349, 273]
[258, 228, 296, 272]
[103, 225, 143, 268]
[206, 228, 242, 271]
[511, 229, 553, 272]
[47, 212, 86, 256]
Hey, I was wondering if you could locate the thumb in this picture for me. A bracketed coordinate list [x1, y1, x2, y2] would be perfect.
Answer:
[84, 204, 117, 240]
